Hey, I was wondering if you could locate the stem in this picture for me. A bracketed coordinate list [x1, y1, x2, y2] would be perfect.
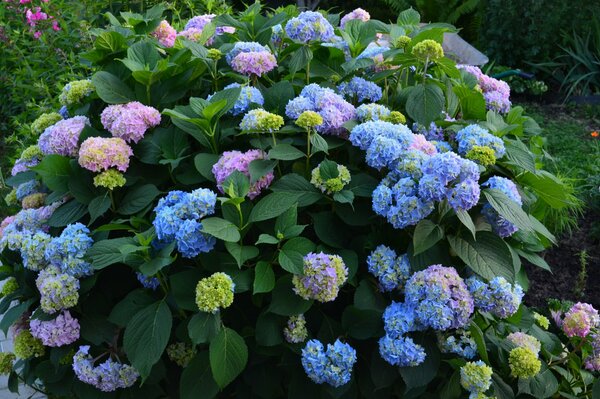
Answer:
[305, 127, 312, 174]
[422, 56, 429, 83]
[109, 190, 116, 212]
[306, 54, 311, 84]
[271, 132, 277, 148]
[146, 84, 151, 105]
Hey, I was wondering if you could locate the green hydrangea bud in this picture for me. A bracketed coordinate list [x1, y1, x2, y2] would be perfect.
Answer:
[295, 111, 323, 129]
[466, 145, 497, 167]
[310, 162, 351, 194]
[4, 189, 17, 206]
[20, 145, 43, 162]
[412, 39, 444, 61]
[460, 360, 493, 394]
[0, 352, 15, 375]
[14, 330, 45, 359]
[195, 272, 235, 313]
[1, 278, 18, 297]
[533, 312, 550, 330]
[93, 169, 127, 190]
[31, 113, 62, 136]
[283, 315, 308, 344]
[167, 342, 196, 367]
[394, 35, 411, 49]
[509, 347, 541, 378]
[207, 49, 223, 60]
[59, 79, 95, 106]
[240, 109, 285, 133]
[385, 111, 407, 124]
[22, 193, 47, 209]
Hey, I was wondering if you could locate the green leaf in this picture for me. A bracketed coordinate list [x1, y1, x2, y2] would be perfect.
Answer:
[188, 312, 221, 344]
[406, 83, 444, 125]
[224, 242, 259, 267]
[180, 352, 219, 399]
[341, 306, 382, 339]
[397, 8, 420, 26]
[248, 192, 300, 223]
[268, 144, 305, 161]
[516, 249, 551, 272]
[413, 220, 443, 255]
[518, 171, 571, 209]
[201, 217, 240, 242]
[139, 255, 174, 275]
[108, 290, 155, 327]
[333, 190, 354, 204]
[448, 232, 515, 282]
[275, 205, 298, 234]
[483, 188, 534, 235]
[0, 299, 35, 335]
[222, 171, 250, 199]
[270, 174, 322, 207]
[92, 71, 135, 104]
[503, 139, 536, 173]
[253, 261, 276, 294]
[262, 81, 296, 115]
[88, 195, 111, 224]
[469, 321, 489, 363]
[126, 40, 160, 69]
[455, 209, 476, 239]
[319, 160, 339, 180]
[48, 200, 88, 227]
[255, 313, 283, 347]
[256, 234, 279, 245]
[194, 153, 220, 182]
[88, 237, 135, 269]
[32, 154, 71, 195]
[517, 366, 558, 398]
[248, 159, 277, 184]
[95, 31, 126, 52]
[207, 86, 242, 120]
[118, 184, 160, 215]
[209, 327, 248, 389]
[492, 373, 515, 399]
[288, 45, 313, 77]
[310, 133, 329, 155]
[269, 276, 313, 316]
[123, 301, 172, 379]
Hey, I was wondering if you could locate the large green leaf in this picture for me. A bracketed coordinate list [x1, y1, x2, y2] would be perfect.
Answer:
[123, 301, 172, 379]
[248, 192, 300, 223]
[447, 232, 515, 282]
[269, 276, 313, 316]
[268, 144, 306, 161]
[88, 237, 136, 269]
[92, 71, 136, 104]
[413, 220, 443, 255]
[48, 200, 88, 227]
[483, 189, 535, 235]
[209, 327, 248, 389]
[180, 352, 219, 399]
[518, 171, 571, 209]
[188, 312, 221, 344]
[201, 217, 240, 242]
[253, 261, 275, 294]
[270, 174, 322, 207]
[117, 184, 160, 215]
[108, 290, 155, 327]
[405, 83, 444, 125]
[32, 155, 71, 195]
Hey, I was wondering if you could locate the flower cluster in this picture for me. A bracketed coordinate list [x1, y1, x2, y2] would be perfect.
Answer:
[295, 110, 323, 128]
[412, 39, 445, 61]
[340, 8, 370, 28]
[212, 150, 274, 199]
[167, 342, 196, 367]
[59, 80, 94, 106]
[466, 276, 523, 318]
[72, 346, 139, 392]
[286, 84, 355, 136]
[292, 252, 348, 302]
[195, 272, 235, 313]
[285, 11, 334, 43]
[209, 83, 264, 116]
[11, 145, 43, 176]
[456, 124, 505, 166]
[301, 339, 357, 387]
[181, 14, 233, 45]
[459, 65, 511, 113]
[78, 137, 133, 173]
[310, 161, 351, 194]
[440, 329, 477, 359]
[561, 302, 599, 338]
[36, 266, 80, 314]
[460, 361, 493, 398]
[481, 176, 522, 237]
[31, 112, 62, 135]
[1, 277, 18, 297]
[230, 45, 277, 77]
[0, 352, 15, 375]
[534, 312, 550, 329]
[338, 77, 382, 103]
[357, 45, 391, 71]
[136, 272, 160, 290]
[45, 223, 94, 278]
[152, 20, 176, 47]
[14, 330, 45, 359]
[366, 245, 411, 291]
[38, 116, 90, 156]
[378, 335, 426, 367]
[101, 102, 161, 143]
[584, 333, 600, 371]
[15, 180, 40, 202]
[356, 104, 391, 122]
[153, 188, 217, 257]
[30, 310, 80, 347]
[240, 109, 284, 132]
[93, 169, 127, 190]
[507, 332, 541, 354]
[509, 347, 541, 378]
[412, 122, 445, 141]
[284, 315, 308, 344]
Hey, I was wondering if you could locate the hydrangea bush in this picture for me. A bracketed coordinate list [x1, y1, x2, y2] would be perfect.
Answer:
[0, 3, 595, 398]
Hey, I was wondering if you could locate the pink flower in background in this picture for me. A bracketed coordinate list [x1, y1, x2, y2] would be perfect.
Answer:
[26, 7, 48, 27]
[152, 20, 176, 47]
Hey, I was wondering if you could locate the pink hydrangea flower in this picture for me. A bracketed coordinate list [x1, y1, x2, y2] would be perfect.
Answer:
[231, 51, 277, 77]
[562, 302, 600, 338]
[30, 310, 80, 347]
[409, 134, 437, 155]
[340, 8, 370, 28]
[101, 102, 161, 143]
[212, 150, 274, 199]
[152, 20, 176, 47]
[78, 137, 133, 172]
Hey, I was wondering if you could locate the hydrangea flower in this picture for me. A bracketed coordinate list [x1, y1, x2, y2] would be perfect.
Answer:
[36, 266, 80, 314]
[295, 110, 323, 129]
[340, 8, 370, 28]
[136, 272, 160, 290]
[372, 177, 435, 229]
[562, 302, 600, 338]
[240, 109, 284, 132]
[285, 11, 334, 43]
[101, 102, 161, 143]
[481, 176, 522, 237]
[456, 125, 506, 160]
[195, 272, 235, 313]
[0, 353, 15, 375]
[167, 343, 196, 367]
[357, 45, 391, 71]
[30, 310, 80, 347]
[231, 51, 277, 77]
[38, 116, 90, 156]
[31, 112, 62, 135]
[338, 77, 382, 103]
[11, 145, 43, 176]
[22, 193, 47, 209]
[226, 42, 271, 64]
[356, 103, 391, 122]
[175, 219, 216, 258]
[440, 329, 477, 359]
[310, 162, 351, 194]
[181, 14, 233, 45]
[284, 315, 308, 344]
[466, 276, 523, 318]
[405, 265, 474, 330]
[21, 231, 52, 271]
[509, 347, 541, 378]
[458, 65, 511, 114]
[209, 83, 264, 116]
[349, 120, 413, 151]
[93, 169, 127, 190]
[212, 150, 274, 199]
[292, 252, 348, 302]
[584, 333, 600, 371]
[412, 122, 444, 141]
[412, 39, 444, 61]
[533, 312, 550, 329]
[45, 223, 93, 278]
[382, 301, 418, 338]
[152, 20, 176, 47]
[507, 332, 541, 354]
[0, 277, 18, 297]
[14, 330, 45, 359]
[73, 346, 139, 392]
[301, 339, 357, 387]
[379, 335, 425, 366]
[367, 245, 411, 291]
[460, 361, 492, 395]
[78, 137, 133, 173]
[15, 180, 40, 201]
[59, 80, 94, 106]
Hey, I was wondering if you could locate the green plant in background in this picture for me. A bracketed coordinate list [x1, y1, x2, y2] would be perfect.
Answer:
[0, 3, 596, 398]
[574, 250, 589, 299]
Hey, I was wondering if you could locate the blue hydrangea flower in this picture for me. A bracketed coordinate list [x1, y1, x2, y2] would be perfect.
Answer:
[393, 150, 429, 179]
[21, 231, 52, 271]
[285, 11, 334, 43]
[357, 46, 390, 60]
[446, 180, 481, 211]
[15, 180, 40, 201]
[373, 177, 435, 229]
[379, 335, 426, 367]
[349, 121, 412, 151]
[58, 106, 69, 119]
[456, 124, 506, 159]
[154, 207, 183, 242]
[175, 219, 216, 258]
[383, 301, 418, 338]
[45, 223, 93, 278]
[431, 140, 453, 153]
[172, 188, 217, 220]
[440, 329, 477, 359]
[356, 103, 391, 121]
[367, 245, 411, 291]
[301, 339, 357, 387]
[136, 272, 160, 290]
[208, 83, 264, 116]
[285, 96, 315, 120]
[366, 136, 404, 170]
[338, 77, 383, 103]
[466, 276, 523, 318]
[481, 176, 522, 237]
[412, 122, 444, 141]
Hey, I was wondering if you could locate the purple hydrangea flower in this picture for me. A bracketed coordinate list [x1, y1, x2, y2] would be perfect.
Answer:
[30, 310, 80, 347]
[212, 150, 274, 199]
[285, 11, 334, 43]
[38, 116, 89, 157]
